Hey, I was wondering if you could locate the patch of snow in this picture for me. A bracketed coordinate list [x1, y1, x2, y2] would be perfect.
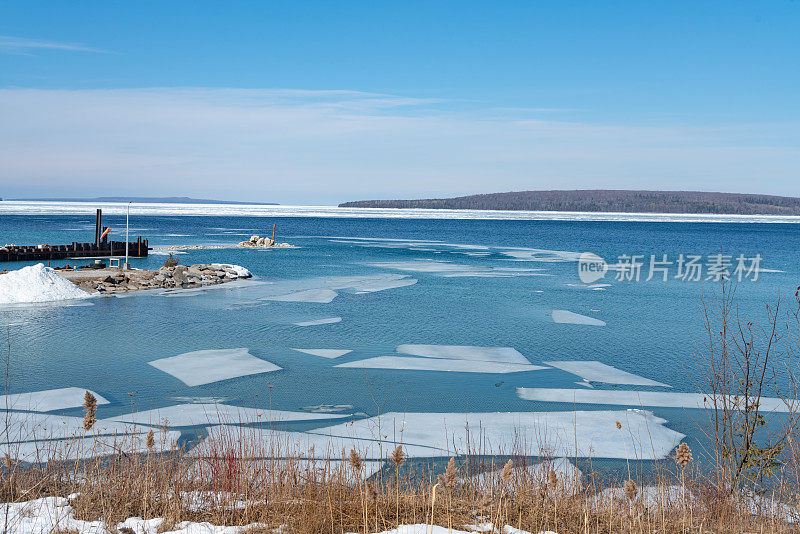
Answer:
[396, 344, 531, 364]
[265, 288, 338, 303]
[291, 348, 353, 359]
[148, 348, 281, 386]
[107, 403, 350, 427]
[0, 387, 108, 412]
[0, 264, 90, 304]
[209, 263, 251, 278]
[336, 356, 544, 374]
[293, 316, 342, 326]
[515, 388, 793, 412]
[543, 361, 671, 387]
[551, 310, 606, 326]
[0, 496, 264, 533]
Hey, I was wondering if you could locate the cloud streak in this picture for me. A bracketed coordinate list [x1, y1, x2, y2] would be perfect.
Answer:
[0, 87, 798, 203]
[0, 35, 109, 55]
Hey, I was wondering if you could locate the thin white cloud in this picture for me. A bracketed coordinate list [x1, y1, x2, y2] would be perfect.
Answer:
[0, 35, 109, 55]
[0, 87, 797, 203]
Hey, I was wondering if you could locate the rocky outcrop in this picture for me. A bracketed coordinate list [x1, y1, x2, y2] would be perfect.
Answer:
[70, 263, 252, 294]
[237, 235, 292, 248]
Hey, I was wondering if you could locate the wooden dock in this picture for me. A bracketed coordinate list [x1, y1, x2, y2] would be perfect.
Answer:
[0, 208, 150, 262]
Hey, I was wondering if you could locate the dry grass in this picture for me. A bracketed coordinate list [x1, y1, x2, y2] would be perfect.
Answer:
[2, 430, 800, 533]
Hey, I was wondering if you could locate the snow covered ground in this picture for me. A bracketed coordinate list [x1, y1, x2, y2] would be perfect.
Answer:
[0, 264, 90, 305]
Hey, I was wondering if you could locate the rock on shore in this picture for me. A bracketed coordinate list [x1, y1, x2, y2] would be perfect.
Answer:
[70, 263, 252, 293]
[237, 235, 292, 248]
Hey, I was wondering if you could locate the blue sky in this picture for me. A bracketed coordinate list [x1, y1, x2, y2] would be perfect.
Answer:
[1, 1, 798, 204]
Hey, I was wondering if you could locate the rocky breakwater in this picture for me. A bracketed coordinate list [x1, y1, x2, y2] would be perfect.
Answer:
[67, 263, 252, 294]
[237, 235, 292, 248]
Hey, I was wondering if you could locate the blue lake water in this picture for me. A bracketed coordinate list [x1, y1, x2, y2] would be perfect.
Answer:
[2, 210, 799, 468]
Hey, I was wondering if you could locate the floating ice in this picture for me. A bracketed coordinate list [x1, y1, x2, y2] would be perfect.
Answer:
[301, 404, 355, 413]
[148, 348, 281, 386]
[336, 356, 544, 374]
[265, 288, 338, 303]
[397, 344, 532, 364]
[108, 403, 350, 427]
[0, 264, 90, 304]
[471, 457, 582, 491]
[543, 361, 671, 387]
[368, 261, 482, 273]
[515, 388, 793, 412]
[0, 387, 109, 412]
[293, 316, 342, 326]
[3, 412, 147, 443]
[190, 425, 447, 459]
[1, 429, 180, 463]
[303, 410, 683, 459]
[291, 348, 353, 359]
[190, 455, 384, 481]
[326, 274, 418, 293]
[551, 310, 606, 326]
[498, 248, 582, 262]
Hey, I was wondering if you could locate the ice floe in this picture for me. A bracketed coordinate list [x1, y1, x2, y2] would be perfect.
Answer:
[515, 388, 794, 412]
[368, 261, 483, 273]
[3, 412, 148, 443]
[0, 264, 90, 305]
[471, 457, 582, 491]
[550, 310, 606, 326]
[190, 425, 447, 460]
[265, 288, 338, 303]
[148, 348, 281, 386]
[107, 403, 350, 427]
[0, 387, 109, 412]
[301, 410, 683, 459]
[336, 356, 544, 374]
[293, 316, 342, 326]
[302, 404, 355, 413]
[291, 348, 353, 359]
[1, 429, 180, 463]
[396, 344, 531, 365]
[326, 274, 418, 293]
[543, 361, 671, 387]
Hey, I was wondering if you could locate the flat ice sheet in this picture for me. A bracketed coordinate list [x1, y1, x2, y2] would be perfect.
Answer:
[107, 403, 350, 427]
[291, 348, 353, 359]
[326, 274, 418, 293]
[396, 344, 531, 364]
[189, 425, 447, 460]
[0, 387, 109, 412]
[2, 430, 180, 463]
[336, 356, 544, 374]
[544, 361, 671, 387]
[293, 317, 342, 326]
[471, 457, 582, 490]
[516, 388, 793, 413]
[3, 412, 149, 443]
[189, 457, 384, 482]
[368, 261, 483, 273]
[551, 310, 606, 326]
[304, 410, 683, 459]
[265, 288, 338, 303]
[148, 348, 281, 386]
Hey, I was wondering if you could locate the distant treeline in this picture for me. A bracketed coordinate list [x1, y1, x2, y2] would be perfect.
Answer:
[339, 190, 800, 215]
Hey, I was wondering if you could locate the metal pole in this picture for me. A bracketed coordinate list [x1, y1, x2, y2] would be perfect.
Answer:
[125, 202, 131, 269]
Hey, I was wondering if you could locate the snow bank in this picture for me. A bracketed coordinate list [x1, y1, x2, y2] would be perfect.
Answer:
[0, 264, 90, 304]
[209, 263, 251, 278]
